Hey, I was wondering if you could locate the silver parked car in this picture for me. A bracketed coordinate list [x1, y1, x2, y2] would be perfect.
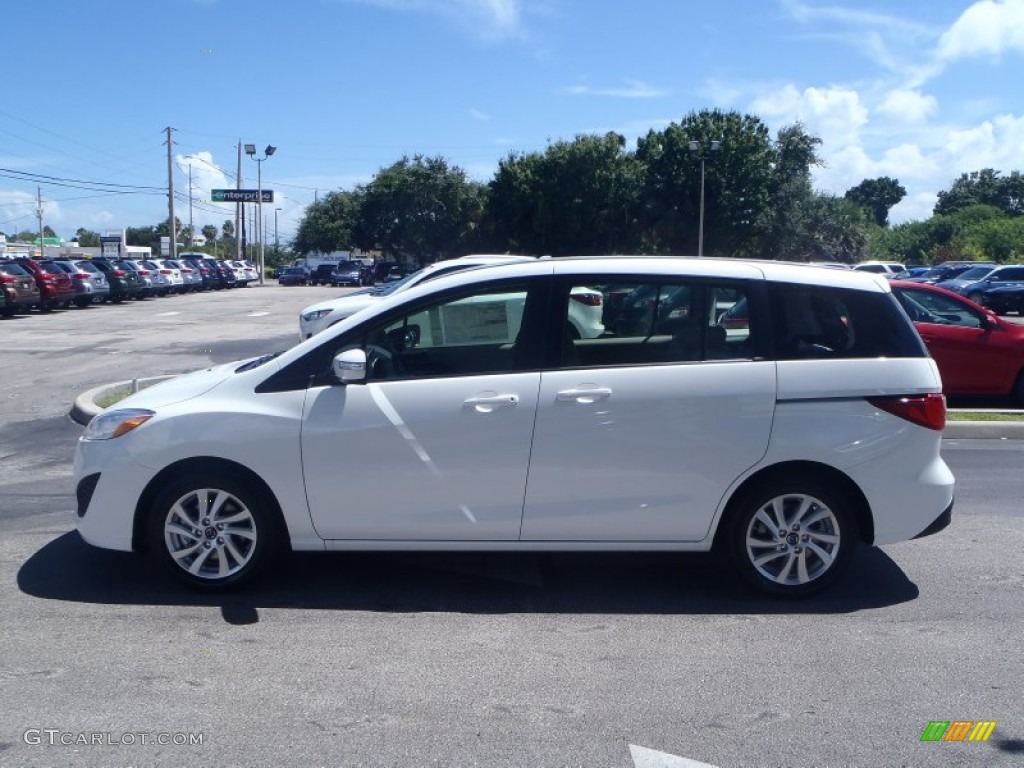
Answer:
[140, 260, 172, 297]
[52, 259, 110, 307]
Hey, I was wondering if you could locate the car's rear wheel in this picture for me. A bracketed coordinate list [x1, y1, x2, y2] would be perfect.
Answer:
[1013, 370, 1024, 406]
[149, 473, 278, 590]
[728, 478, 858, 597]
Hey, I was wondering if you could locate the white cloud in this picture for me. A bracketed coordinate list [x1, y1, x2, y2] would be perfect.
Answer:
[564, 79, 670, 99]
[343, 0, 526, 40]
[750, 84, 868, 148]
[937, 0, 1024, 60]
[876, 89, 938, 124]
[890, 190, 939, 224]
[469, 108, 491, 121]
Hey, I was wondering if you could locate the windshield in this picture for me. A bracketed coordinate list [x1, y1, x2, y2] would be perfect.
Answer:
[957, 266, 994, 280]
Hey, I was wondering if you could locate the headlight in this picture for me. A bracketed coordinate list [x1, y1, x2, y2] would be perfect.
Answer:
[302, 309, 333, 322]
[83, 408, 155, 440]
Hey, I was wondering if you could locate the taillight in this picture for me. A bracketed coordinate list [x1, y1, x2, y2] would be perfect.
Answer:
[72, 273, 90, 280]
[138, 269, 150, 276]
[868, 393, 946, 431]
[571, 293, 602, 306]
[160, 269, 172, 274]
[0, 274, 14, 284]
[112, 270, 126, 277]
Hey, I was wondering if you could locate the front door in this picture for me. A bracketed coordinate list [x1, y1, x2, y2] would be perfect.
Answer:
[301, 281, 544, 540]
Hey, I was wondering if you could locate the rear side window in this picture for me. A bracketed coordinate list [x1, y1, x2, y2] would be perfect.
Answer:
[767, 283, 925, 360]
[0, 263, 30, 276]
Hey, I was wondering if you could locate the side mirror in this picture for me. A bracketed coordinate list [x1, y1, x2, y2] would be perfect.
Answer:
[332, 348, 367, 384]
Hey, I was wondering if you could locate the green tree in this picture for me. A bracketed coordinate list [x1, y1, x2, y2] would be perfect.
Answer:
[201, 224, 218, 243]
[844, 176, 906, 227]
[486, 132, 643, 255]
[757, 123, 823, 260]
[934, 169, 1023, 217]
[222, 219, 234, 240]
[803, 196, 870, 262]
[352, 155, 484, 264]
[294, 190, 363, 255]
[75, 228, 101, 247]
[636, 109, 775, 256]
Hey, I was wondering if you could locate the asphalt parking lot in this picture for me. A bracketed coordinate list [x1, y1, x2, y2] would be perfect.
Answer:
[1, 285, 1023, 768]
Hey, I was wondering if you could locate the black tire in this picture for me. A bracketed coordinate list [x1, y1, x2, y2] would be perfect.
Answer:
[75, 297, 90, 308]
[1013, 370, 1024, 406]
[148, 471, 280, 590]
[727, 477, 858, 598]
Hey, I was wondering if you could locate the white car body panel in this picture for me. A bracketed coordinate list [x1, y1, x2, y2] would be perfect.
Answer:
[301, 373, 540, 540]
[522, 360, 776, 542]
[73, 256, 954, 581]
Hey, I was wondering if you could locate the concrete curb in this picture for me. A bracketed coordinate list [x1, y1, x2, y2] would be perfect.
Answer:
[70, 375, 179, 426]
[70, 375, 1024, 438]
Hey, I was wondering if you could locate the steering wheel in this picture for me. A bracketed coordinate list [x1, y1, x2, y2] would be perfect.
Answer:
[365, 343, 404, 379]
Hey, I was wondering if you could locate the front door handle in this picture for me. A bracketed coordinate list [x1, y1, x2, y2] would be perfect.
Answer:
[556, 386, 612, 404]
[464, 393, 519, 412]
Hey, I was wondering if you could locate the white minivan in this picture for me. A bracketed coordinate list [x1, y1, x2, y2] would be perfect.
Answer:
[74, 257, 954, 597]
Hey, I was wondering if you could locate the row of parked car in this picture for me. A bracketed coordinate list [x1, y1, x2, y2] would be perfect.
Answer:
[277, 261, 418, 287]
[0, 255, 260, 316]
[846, 260, 1024, 315]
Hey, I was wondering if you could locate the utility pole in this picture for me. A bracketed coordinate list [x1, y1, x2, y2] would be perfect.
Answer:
[188, 163, 194, 250]
[36, 187, 44, 259]
[165, 126, 177, 259]
[235, 140, 242, 260]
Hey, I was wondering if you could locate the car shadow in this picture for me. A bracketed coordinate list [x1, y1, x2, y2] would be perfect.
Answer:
[18, 533, 918, 621]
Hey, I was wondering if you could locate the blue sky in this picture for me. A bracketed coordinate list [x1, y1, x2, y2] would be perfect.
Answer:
[2, 0, 1022, 244]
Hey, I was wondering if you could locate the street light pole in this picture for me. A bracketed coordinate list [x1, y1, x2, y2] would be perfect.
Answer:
[688, 139, 722, 257]
[245, 143, 276, 285]
[274, 207, 281, 265]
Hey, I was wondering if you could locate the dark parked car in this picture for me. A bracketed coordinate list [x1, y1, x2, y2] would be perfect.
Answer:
[83, 257, 143, 303]
[979, 282, 1024, 315]
[13, 258, 76, 310]
[330, 261, 366, 286]
[310, 263, 337, 286]
[115, 259, 155, 298]
[202, 259, 237, 289]
[0, 259, 41, 315]
[52, 259, 110, 307]
[943, 264, 1024, 304]
[278, 267, 309, 286]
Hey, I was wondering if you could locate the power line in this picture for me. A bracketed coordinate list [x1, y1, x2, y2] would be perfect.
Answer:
[0, 167, 165, 191]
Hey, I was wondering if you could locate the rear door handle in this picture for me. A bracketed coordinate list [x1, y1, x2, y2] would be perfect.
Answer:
[556, 386, 612, 403]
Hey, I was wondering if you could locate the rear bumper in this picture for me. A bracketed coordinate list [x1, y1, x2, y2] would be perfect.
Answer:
[913, 499, 953, 539]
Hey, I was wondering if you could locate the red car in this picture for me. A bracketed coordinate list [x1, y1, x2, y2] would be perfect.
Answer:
[13, 258, 76, 311]
[890, 280, 1024, 403]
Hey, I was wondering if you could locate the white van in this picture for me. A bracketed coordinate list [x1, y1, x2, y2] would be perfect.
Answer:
[74, 257, 953, 597]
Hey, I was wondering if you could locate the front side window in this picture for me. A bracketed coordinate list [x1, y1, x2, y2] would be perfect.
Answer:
[354, 284, 534, 380]
[895, 287, 985, 329]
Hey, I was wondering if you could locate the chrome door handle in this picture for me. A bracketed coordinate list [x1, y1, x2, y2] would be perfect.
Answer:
[556, 387, 612, 403]
[464, 394, 519, 412]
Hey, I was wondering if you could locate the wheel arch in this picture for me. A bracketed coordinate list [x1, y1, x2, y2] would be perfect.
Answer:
[132, 456, 291, 553]
[713, 460, 874, 551]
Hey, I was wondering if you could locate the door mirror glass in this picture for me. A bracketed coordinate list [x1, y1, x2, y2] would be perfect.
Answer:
[332, 348, 367, 384]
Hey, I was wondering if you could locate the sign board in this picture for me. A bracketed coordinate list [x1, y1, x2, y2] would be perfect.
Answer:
[99, 234, 123, 259]
[160, 236, 170, 256]
[211, 189, 273, 203]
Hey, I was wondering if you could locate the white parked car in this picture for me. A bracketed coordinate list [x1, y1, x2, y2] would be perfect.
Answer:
[298, 254, 604, 341]
[853, 261, 906, 276]
[153, 259, 185, 293]
[74, 257, 953, 597]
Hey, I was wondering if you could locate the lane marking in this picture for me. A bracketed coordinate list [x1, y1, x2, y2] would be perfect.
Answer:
[247, 311, 270, 317]
[155, 311, 181, 317]
[630, 745, 719, 768]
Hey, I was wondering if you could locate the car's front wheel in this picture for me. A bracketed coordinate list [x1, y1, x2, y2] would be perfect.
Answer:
[149, 473, 279, 590]
[728, 478, 858, 597]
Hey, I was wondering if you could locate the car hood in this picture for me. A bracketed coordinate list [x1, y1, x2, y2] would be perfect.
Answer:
[114, 361, 239, 410]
